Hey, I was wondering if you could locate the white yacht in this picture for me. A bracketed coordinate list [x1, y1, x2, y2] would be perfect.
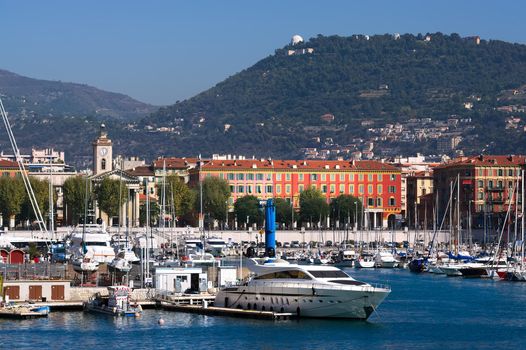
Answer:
[207, 237, 227, 257]
[214, 258, 390, 319]
[374, 251, 399, 268]
[68, 222, 115, 264]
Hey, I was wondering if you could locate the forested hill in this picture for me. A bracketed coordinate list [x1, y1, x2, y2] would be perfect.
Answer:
[142, 33, 526, 159]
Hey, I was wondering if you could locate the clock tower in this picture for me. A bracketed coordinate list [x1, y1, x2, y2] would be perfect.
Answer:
[92, 124, 113, 175]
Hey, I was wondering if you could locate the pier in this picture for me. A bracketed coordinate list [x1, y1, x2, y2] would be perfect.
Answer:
[160, 301, 295, 320]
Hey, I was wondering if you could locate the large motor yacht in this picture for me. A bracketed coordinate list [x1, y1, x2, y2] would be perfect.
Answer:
[68, 221, 115, 264]
[214, 258, 390, 319]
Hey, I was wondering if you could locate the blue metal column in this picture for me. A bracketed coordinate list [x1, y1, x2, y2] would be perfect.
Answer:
[264, 198, 276, 257]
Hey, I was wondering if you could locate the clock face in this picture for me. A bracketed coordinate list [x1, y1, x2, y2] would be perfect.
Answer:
[99, 147, 108, 156]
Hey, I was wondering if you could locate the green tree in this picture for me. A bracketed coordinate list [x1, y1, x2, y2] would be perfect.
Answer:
[94, 177, 127, 225]
[20, 177, 56, 223]
[329, 195, 363, 228]
[0, 177, 25, 228]
[164, 175, 195, 219]
[195, 177, 230, 224]
[274, 197, 292, 227]
[299, 188, 329, 226]
[63, 175, 89, 224]
[234, 195, 262, 227]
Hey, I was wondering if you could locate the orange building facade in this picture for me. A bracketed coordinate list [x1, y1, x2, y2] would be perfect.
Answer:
[192, 159, 402, 228]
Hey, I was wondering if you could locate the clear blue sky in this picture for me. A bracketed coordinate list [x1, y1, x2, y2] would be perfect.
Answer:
[1, 1, 524, 106]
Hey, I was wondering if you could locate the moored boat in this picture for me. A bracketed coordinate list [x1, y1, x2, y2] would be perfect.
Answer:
[83, 286, 142, 317]
[214, 258, 390, 319]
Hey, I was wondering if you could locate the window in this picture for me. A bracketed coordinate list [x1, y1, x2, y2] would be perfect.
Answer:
[286, 173, 291, 181]
[509, 169, 514, 176]
[498, 181, 503, 188]
[299, 174, 304, 181]
[255, 270, 312, 280]
[478, 169, 483, 176]
[330, 184, 335, 193]
[101, 158, 106, 170]
[488, 180, 493, 189]
[299, 184, 304, 192]
[266, 174, 272, 181]
[2, 172, 9, 177]
[311, 174, 318, 181]
[321, 174, 326, 181]
[330, 174, 335, 181]
[276, 185, 281, 194]
[286, 185, 291, 194]
[377, 185, 382, 194]
[377, 174, 382, 181]
[390, 174, 396, 181]
[340, 174, 344, 181]
[388, 186, 396, 193]
[349, 173, 354, 181]
[307, 270, 347, 278]
[256, 173, 264, 181]
[228, 173, 234, 180]
[478, 192, 484, 200]
[322, 185, 327, 193]
[349, 185, 354, 194]
[359, 174, 364, 181]
[256, 185, 262, 194]
[368, 174, 373, 181]
[498, 169, 503, 177]
[236, 173, 244, 180]
[377, 198, 382, 207]
[339, 184, 345, 194]
[219, 173, 224, 179]
[276, 173, 282, 181]
[478, 180, 483, 188]
[247, 173, 254, 180]
[230, 185, 235, 193]
[389, 197, 396, 206]
[266, 185, 273, 193]
[359, 185, 364, 194]
[508, 181, 513, 188]
[247, 185, 253, 194]
[238, 185, 244, 193]
[368, 198, 374, 206]
[368, 185, 373, 194]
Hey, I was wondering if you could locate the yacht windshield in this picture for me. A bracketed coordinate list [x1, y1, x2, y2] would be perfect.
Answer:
[308, 270, 348, 278]
[254, 270, 312, 280]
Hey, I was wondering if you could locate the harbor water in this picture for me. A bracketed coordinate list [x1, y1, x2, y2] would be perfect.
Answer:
[1, 268, 525, 350]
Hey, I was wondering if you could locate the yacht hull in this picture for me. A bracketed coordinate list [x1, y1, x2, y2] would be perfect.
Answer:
[215, 284, 389, 319]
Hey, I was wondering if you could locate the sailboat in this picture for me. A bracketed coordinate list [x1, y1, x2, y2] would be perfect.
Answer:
[71, 176, 100, 273]
[109, 165, 138, 272]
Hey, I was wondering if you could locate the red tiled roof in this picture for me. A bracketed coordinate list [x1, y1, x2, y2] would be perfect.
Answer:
[435, 155, 526, 169]
[125, 165, 154, 176]
[152, 157, 200, 169]
[0, 159, 19, 168]
[200, 159, 399, 172]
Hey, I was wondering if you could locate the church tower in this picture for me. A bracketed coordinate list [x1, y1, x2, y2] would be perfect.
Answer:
[92, 124, 113, 175]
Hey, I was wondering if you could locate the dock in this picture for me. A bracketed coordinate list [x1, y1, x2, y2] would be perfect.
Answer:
[160, 302, 296, 320]
[0, 308, 49, 319]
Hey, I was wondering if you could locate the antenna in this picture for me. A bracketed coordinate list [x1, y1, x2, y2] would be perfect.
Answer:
[0, 98, 49, 240]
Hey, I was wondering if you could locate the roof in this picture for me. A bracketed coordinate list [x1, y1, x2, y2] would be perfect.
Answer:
[200, 159, 399, 172]
[0, 159, 20, 168]
[435, 155, 526, 169]
[126, 165, 154, 177]
[152, 157, 200, 169]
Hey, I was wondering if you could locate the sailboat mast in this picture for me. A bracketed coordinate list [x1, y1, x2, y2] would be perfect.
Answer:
[457, 173, 460, 254]
[522, 170, 525, 269]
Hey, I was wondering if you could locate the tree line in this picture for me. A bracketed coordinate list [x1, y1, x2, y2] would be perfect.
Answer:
[0, 174, 363, 229]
